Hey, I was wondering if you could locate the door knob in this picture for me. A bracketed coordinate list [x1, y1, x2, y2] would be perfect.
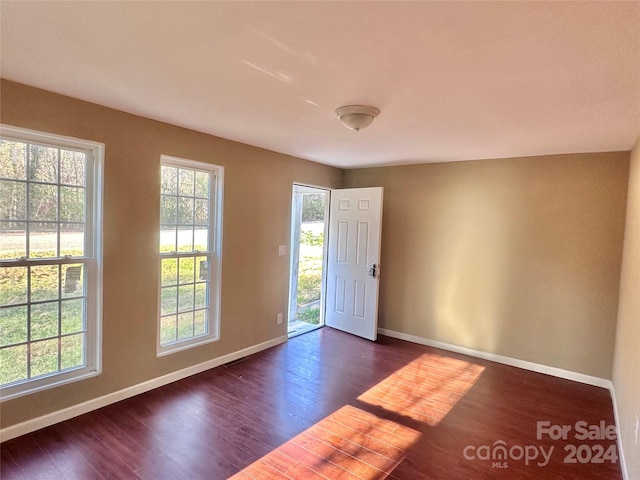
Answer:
[368, 263, 377, 278]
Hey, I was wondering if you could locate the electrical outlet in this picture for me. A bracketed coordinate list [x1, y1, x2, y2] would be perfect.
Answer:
[277, 312, 283, 325]
[278, 245, 287, 256]
[635, 414, 639, 444]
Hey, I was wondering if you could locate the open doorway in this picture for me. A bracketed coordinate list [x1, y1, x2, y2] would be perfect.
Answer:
[288, 185, 329, 337]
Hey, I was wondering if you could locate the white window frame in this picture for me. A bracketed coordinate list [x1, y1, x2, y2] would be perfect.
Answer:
[157, 155, 223, 356]
[0, 124, 103, 401]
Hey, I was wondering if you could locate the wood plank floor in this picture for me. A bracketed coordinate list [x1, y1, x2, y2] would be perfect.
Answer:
[1, 328, 622, 479]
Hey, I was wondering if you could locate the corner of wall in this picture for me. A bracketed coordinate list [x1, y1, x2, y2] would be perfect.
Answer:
[611, 135, 640, 480]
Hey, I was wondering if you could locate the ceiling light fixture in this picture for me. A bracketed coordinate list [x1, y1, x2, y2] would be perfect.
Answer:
[335, 105, 380, 131]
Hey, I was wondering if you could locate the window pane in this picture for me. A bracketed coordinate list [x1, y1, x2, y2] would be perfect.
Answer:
[177, 312, 194, 340]
[60, 150, 85, 186]
[0, 180, 26, 220]
[177, 227, 194, 252]
[178, 285, 194, 313]
[61, 333, 83, 370]
[30, 265, 59, 302]
[60, 224, 84, 257]
[161, 166, 177, 194]
[29, 222, 58, 258]
[194, 172, 209, 198]
[60, 186, 85, 222]
[0, 306, 28, 347]
[160, 195, 177, 225]
[30, 302, 59, 340]
[61, 299, 84, 334]
[0, 222, 26, 258]
[160, 315, 177, 344]
[196, 256, 209, 281]
[178, 257, 195, 284]
[30, 338, 59, 377]
[194, 199, 208, 225]
[160, 227, 177, 253]
[0, 140, 27, 180]
[29, 145, 58, 183]
[194, 228, 208, 252]
[161, 287, 177, 316]
[161, 258, 177, 286]
[0, 345, 27, 384]
[194, 283, 207, 309]
[62, 264, 84, 298]
[0, 266, 27, 306]
[178, 169, 194, 196]
[194, 310, 206, 336]
[29, 184, 58, 221]
[177, 197, 194, 224]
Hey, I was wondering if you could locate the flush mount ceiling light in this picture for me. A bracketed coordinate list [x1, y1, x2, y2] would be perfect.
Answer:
[335, 105, 380, 131]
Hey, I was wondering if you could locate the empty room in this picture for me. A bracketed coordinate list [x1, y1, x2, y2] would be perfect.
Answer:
[0, 2, 639, 479]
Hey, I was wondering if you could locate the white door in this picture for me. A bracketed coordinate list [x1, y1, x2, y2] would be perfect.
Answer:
[325, 187, 383, 341]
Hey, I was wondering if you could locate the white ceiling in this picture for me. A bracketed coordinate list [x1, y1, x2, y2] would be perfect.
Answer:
[1, 1, 639, 168]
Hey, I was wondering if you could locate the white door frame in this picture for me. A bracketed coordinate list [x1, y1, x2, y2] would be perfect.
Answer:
[288, 184, 331, 330]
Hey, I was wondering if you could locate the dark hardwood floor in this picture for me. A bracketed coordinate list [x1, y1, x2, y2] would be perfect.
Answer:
[1, 328, 622, 479]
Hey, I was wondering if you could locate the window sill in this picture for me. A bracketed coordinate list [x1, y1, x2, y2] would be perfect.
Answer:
[156, 334, 220, 357]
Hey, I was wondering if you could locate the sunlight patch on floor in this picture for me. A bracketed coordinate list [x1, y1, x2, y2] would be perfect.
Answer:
[228, 404, 420, 479]
[358, 353, 485, 426]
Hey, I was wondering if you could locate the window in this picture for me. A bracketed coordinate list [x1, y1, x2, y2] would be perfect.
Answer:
[158, 156, 222, 355]
[0, 125, 103, 401]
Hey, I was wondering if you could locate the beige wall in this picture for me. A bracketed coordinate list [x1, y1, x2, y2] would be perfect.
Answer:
[613, 136, 640, 479]
[0, 80, 343, 428]
[345, 153, 629, 379]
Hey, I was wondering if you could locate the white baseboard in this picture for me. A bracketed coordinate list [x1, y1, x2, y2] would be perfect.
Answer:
[378, 328, 611, 388]
[0, 335, 288, 443]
